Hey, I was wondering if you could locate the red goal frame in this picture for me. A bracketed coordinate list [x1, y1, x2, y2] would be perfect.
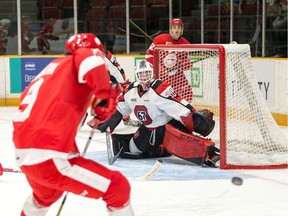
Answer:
[154, 44, 287, 169]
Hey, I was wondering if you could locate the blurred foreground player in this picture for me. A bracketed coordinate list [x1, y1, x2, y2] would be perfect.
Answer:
[0, 163, 3, 176]
[97, 60, 220, 168]
[85, 49, 141, 128]
[12, 33, 134, 216]
[105, 50, 141, 127]
[145, 18, 193, 102]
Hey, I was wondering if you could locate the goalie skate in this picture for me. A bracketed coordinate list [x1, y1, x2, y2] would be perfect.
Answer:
[202, 146, 220, 168]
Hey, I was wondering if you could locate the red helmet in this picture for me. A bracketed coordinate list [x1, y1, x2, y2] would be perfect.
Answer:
[170, 18, 184, 40]
[170, 18, 184, 28]
[65, 33, 104, 53]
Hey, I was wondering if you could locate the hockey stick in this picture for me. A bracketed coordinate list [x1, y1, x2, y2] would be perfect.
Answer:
[106, 127, 123, 165]
[129, 19, 154, 41]
[128, 160, 163, 181]
[117, 27, 161, 39]
[56, 126, 97, 216]
[141, 160, 163, 180]
[3, 168, 23, 173]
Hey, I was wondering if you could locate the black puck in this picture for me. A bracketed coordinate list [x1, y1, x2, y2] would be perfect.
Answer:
[231, 176, 243, 186]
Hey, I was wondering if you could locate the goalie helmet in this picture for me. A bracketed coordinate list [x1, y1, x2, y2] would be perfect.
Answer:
[65, 33, 104, 54]
[170, 18, 184, 40]
[135, 60, 154, 91]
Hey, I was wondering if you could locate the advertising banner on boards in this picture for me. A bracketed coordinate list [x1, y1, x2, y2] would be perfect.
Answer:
[10, 57, 56, 93]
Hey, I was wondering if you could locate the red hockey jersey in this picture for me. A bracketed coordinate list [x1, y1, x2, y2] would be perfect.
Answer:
[13, 48, 110, 166]
[145, 33, 190, 64]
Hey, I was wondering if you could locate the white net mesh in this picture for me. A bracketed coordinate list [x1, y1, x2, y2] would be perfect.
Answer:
[155, 44, 288, 169]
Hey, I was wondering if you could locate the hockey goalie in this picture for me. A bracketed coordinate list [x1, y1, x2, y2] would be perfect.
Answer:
[93, 60, 220, 167]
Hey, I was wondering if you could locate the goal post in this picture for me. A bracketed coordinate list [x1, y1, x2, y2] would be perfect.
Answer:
[154, 44, 288, 169]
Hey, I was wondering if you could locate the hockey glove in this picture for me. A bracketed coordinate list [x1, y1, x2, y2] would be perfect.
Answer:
[193, 109, 215, 137]
[94, 110, 123, 133]
[91, 83, 119, 122]
[87, 117, 100, 129]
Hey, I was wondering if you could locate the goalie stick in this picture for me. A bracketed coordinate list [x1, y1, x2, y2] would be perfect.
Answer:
[106, 127, 123, 165]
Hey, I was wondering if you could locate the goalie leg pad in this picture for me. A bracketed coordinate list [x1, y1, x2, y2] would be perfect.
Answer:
[111, 133, 134, 157]
[163, 124, 216, 165]
[113, 125, 171, 159]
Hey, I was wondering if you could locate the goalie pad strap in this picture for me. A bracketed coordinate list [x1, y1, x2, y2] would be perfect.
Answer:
[163, 124, 215, 164]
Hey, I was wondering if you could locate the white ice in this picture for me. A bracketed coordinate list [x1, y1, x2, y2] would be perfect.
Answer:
[1, 107, 287, 216]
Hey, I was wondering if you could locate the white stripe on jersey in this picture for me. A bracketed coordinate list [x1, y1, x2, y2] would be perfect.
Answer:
[53, 158, 111, 193]
[78, 55, 105, 83]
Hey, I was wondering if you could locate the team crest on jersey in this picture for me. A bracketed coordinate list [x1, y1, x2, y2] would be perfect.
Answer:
[134, 105, 152, 124]
[163, 53, 177, 69]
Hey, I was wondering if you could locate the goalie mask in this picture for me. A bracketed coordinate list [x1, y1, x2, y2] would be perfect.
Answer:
[170, 18, 184, 40]
[135, 60, 154, 91]
[65, 33, 104, 54]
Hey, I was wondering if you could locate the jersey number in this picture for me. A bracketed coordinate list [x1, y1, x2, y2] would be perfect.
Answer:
[13, 78, 44, 122]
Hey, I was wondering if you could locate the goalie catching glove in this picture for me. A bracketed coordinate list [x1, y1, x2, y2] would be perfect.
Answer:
[181, 109, 215, 137]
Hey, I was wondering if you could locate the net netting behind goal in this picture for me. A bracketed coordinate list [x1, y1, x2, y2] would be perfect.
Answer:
[154, 44, 287, 169]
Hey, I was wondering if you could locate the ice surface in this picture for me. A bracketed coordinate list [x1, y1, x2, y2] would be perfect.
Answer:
[1, 107, 287, 216]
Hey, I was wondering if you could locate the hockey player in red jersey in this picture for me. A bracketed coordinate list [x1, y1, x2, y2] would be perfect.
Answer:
[0, 163, 3, 176]
[146, 18, 190, 64]
[12, 33, 134, 216]
[146, 18, 193, 102]
[97, 60, 220, 168]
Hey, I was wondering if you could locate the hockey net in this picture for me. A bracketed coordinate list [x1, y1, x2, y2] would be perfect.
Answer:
[154, 44, 288, 169]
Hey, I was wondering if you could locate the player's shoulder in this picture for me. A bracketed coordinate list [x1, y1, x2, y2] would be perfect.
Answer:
[74, 48, 105, 64]
[151, 79, 168, 88]
[154, 33, 171, 43]
[179, 36, 190, 44]
[73, 48, 92, 59]
[123, 81, 138, 93]
[151, 79, 174, 96]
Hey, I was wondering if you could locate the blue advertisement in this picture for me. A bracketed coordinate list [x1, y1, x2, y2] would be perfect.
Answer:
[21, 58, 56, 91]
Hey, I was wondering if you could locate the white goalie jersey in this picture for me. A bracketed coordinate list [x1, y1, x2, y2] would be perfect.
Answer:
[116, 79, 192, 128]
